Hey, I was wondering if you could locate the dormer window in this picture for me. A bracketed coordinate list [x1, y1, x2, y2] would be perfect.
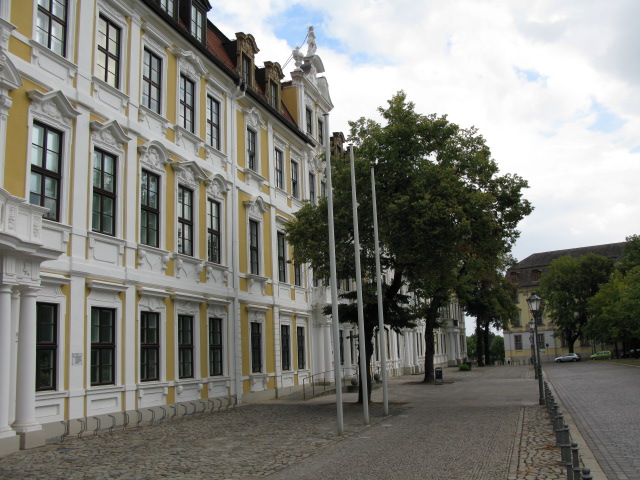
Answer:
[160, 0, 175, 17]
[532, 269, 542, 281]
[190, 5, 205, 42]
[269, 81, 278, 109]
[242, 54, 251, 86]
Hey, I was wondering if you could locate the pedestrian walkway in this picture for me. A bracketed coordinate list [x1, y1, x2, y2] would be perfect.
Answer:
[0, 366, 575, 479]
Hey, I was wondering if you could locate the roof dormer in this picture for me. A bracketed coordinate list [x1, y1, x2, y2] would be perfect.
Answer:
[234, 32, 259, 90]
[263, 61, 284, 111]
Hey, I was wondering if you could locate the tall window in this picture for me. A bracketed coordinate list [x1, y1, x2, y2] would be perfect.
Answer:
[36, 303, 57, 391]
[96, 15, 120, 88]
[318, 118, 324, 145]
[92, 150, 117, 235]
[140, 170, 159, 247]
[294, 263, 302, 287]
[249, 220, 260, 275]
[514, 310, 521, 327]
[140, 311, 159, 382]
[30, 122, 62, 221]
[269, 81, 278, 108]
[537, 333, 545, 348]
[178, 186, 193, 256]
[207, 199, 221, 264]
[250, 322, 262, 373]
[190, 5, 204, 42]
[305, 108, 312, 135]
[291, 160, 299, 199]
[275, 149, 284, 189]
[281, 325, 291, 371]
[36, 0, 67, 56]
[277, 232, 286, 283]
[308, 173, 316, 205]
[179, 74, 195, 133]
[514, 334, 523, 350]
[178, 315, 193, 378]
[242, 54, 251, 86]
[206, 95, 220, 149]
[142, 49, 162, 114]
[247, 129, 256, 170]
[297, 326, 306, 370]
[91, 307, 115, 386]
[209, 318, 223, 376]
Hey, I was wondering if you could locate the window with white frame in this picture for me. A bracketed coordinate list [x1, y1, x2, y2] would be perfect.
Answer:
[207, 198, 221, 264]
[36, 0, 68, 56]
[140, 170, 160, 247]
[208, 317, 223, 376]
[30, 122, 62, 221]
[160, 0, 175, 17]
[91, 306, 115, 386]
[96, 14, 121, 89]
[290, 160, 299, 199]
[190, 4, 205, 42]
[308, 172, 316, 205]
[281, 324, 291, 371]
[294, 263, 302, 287]
[247, 128, 257, 171]
[206, 95, 220, 149]
[250, 321, 262, 373]
[142, 48, 162, 114]
[249, 219, 260, 275]
[178, 185, 193, 256]
[297, 326, 306, 370]
[275, 148, 284, 189]
[179, 74, 195, 133]
[140, 311, 160, 382]
[277, 231, 286, 283]
[514, 334, 523, 350]
[305, 107, 312, 136]
[36, 302, 58, 391]
[92, 149, 117, 236]
[178, 314, 194, 378]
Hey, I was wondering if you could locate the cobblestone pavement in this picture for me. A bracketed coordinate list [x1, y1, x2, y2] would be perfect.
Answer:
[0, 366, 589, 480]
[546, 361, 640, 480]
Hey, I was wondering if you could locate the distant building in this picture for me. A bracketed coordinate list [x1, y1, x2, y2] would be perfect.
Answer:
[504, 243, 625, 364]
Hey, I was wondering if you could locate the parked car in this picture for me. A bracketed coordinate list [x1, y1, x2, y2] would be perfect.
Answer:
[590, 351, 612, 360]
[555, 353, 581, 362]
[621, 349, 640, 358]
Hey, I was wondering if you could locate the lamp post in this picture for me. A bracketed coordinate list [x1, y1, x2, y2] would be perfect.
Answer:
[526, 292, 545, 405]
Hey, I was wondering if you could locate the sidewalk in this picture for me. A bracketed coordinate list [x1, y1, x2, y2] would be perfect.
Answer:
[0, 366, 574, 480]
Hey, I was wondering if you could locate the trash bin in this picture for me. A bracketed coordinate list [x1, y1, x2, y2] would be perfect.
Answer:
[435, 367, 443, 384]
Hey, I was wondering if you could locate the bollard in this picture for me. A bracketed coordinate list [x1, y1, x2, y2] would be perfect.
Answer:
[555, 412, 564, 446]
[551, 402, 559, 426]
[566, 459, 574, 480]
[581, 467, 592, 480]
[571, 442, 581, 480]
[560, 423, 571, 464]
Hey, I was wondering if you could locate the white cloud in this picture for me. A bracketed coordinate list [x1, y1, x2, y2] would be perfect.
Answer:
[208, 0, 640, 263]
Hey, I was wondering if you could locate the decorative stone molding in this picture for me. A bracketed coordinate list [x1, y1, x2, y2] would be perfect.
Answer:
[140, 21, 171, 50]
[172, 48, 207, 81]
[243, 196, 268, 221]
[138, 140, 171, 175]
[206, 174, 229, 201]
[139, 106, 169, 137]
[244, 107, 264, 130]
[137, 245, 171, 273]
[172, 160, 209, 190]
[0, 47, 21, 90]
[243, 167, 266, 190]
[28, 90, 80, 127]
[90, 120, 131, 153]
[246, 273, 268, 296]
[174, 125, 203, 157]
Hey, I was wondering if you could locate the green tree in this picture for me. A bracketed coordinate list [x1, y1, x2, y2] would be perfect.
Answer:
[539, 253, 614, 352]
[489, 336, 505, 364]
[286, 92, 531, 397]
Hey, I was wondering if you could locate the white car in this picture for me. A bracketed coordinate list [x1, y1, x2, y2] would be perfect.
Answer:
[555, 353, 581, 362]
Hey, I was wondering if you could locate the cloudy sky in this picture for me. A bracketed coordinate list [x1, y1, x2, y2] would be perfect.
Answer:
[208, 0, 640, 264]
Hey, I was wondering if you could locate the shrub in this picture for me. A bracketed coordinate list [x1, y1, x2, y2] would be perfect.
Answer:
[459, 363, 471, 371]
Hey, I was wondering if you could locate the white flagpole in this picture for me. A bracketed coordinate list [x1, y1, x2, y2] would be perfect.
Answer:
[371, 164, 389, 416]
[350, 145, 370, 424]
[324, 114, 344, 435]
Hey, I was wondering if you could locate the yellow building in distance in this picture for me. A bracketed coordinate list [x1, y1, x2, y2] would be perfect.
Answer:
[0, 0, 466, 455]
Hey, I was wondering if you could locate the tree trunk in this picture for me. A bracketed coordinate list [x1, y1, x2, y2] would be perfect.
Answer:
[357, 324, 374, 404]
[483, 322, 491, 366]
[423, 297, 445, 383]
[476, 320, 485, 367]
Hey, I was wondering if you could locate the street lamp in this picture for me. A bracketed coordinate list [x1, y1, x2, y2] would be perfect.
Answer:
[526, 292, 545, 405]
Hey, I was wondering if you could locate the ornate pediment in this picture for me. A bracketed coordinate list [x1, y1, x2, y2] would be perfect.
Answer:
[172, 160, 209, 190]
[172, 48, 207, 81]
[0, 48, 21, 90]
[244, 107, 264, 130]
[90, 120, 131, 152]
[243, 196, 269, 220]
[206, 173, 230, 201]
[138, 140, 171, 174]
[28, 90, 80, 127]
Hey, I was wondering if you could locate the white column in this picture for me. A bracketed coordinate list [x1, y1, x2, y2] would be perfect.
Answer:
[0, 285, 14, 438]
[323, 321, 333, 380]
[12, 287, 41, 433]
